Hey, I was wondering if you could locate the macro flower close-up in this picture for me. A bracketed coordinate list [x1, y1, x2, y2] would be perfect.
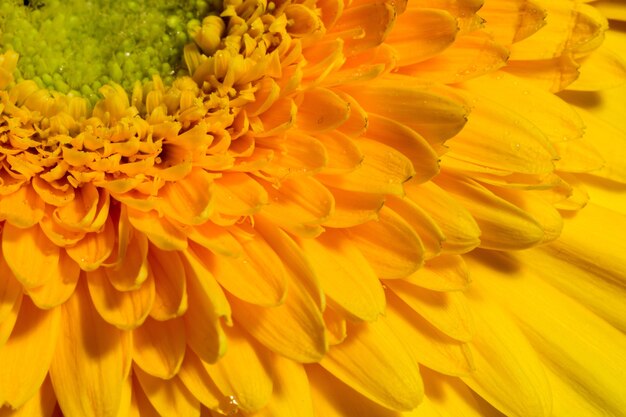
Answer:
[1, 0, 625, 415]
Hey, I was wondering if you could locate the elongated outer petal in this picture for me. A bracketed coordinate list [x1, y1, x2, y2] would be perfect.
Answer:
[0, 294, 21, 348]
[2, 224, 59, 289]
[320, 318, 424, 411]
[299, 229, 385, 322]
[204, 230, 287, 308]
[461, 261, 552, 417]
[468, 248, 626, 416]
[181, 247, 230, 364]
[0, 298, 60, 409]
[50, 280, 132, 417]
[386, 280, 474, 342]
[386, 8, 458, 67]
[531, 204, 626, 332]
[87, 268, 155, 330]
[307, 364, 408, 417]
[229, 259, 328, 363]
[26, 250, 80, 309]
[385, 291, 474, 377]
[134, 368, 200, 417]
[347, 206, 424, 279]
[248, 355, 314, 417]
[148, 247, 188, 320]
[0, 256, 21, 323]
[204, 325, 273, 413]
[0, 377, 57, 417]
[178, 348, 231, 412]
[435, 174, 544, 250]
[132, 317, 186, 379]
[0, 184, 45, 228]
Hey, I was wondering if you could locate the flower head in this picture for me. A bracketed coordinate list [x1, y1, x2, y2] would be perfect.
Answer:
[1, 0, 625, 416]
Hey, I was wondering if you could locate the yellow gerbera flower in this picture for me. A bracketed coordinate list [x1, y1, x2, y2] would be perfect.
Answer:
[0, 0, 625, 415]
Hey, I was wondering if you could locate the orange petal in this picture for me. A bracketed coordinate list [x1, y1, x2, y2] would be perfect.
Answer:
[148, 246, 188, 320]
[87, 268, 155, 330]
[128, 209, 188, 251]
[26, 250, 80, 309]
[50, 280, 132, 417]
[0, 256, 21, 323]
[178, 348, 231, 412]
[133, 317, 186, 379]
[322, 187, 384, 228]
[105, 232, 150, 291]
[0, 184, 45, 228]
[202, 228, 288, 308]
[386, 8, 458, 66]
[204, 325, 273, 413]
[182, 248, 230, 364]
[159, 169, 215, 226]
[65, 217, 116, 271]
[134, 367, 200, 417]
[295, 88, 350, 132]
[2, 224, 60, 289]
[0, 298, 60, 409]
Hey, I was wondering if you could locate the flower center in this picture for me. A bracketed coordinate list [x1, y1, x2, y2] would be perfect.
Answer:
[0, 0, 214, 101]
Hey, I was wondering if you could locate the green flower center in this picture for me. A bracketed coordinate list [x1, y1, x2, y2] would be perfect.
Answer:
[0, 0, 214, 101]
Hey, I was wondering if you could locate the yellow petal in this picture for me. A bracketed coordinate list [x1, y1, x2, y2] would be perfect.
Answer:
[295, 88, 350, 132]
[299, 229, 385, 322]
[26, 250, 80, 309]
[307, 365, 403, 417]
[52, 184, 109, 232]
[132, 317, 186, 379]
[340, 78, 469, 145]
[386, 280, 474, 342]
[148, 246, 188, 320]
[505, 54, 580, 92]
[0, 184, 45, 228]
[187, 221, 243, 257]
[105, 232, 149, 291]
[211, 173, 268, 218]
[385, 196, 445, 260]
[0, 293, 21, 348]
[178, 348, 231, 412]
[322, 187, 384, 228]
[229, 268, 327, 363]
[316, 131, 363, 175]
[158, 168, 215, 225]
[0, 377, 56, 417]
[50, 280, 132, 417]
[320, 318, 424, 411]
[65, 217, 115, 271]
[468, 249, 626, 416]
[435, 174, 544, 249]
[0, 256, 21, 323]
[248, 355, 314, 417]
[461, 71, 585, 144]
[87, 268, 155, 330]
[405, 255, 470, 292]
[445, 94, 557, 175]
[202, 229, 288, 308]
[318, 138, 415, 196]
[0, 298, 60, 408]
[330, 2, 396, 55]
[134, 367, 200, 417]
[405, 181, 480, 254]
[386, 291, 474, 376]
[204, 325, 273, 413]
[386, 8, 458, 66]
[261, 176, 334, 238]
[2, 224, 59, 289]
[364, 114, 439, 184]
[181, 247, 230, 364]
[479, 0, 546, 44]
[403, 33, 510, 84]
[347, 206, 424, 279]
[127, 209, 188, 251]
